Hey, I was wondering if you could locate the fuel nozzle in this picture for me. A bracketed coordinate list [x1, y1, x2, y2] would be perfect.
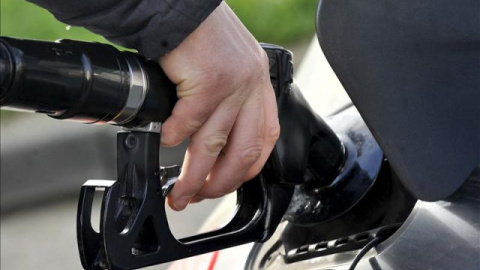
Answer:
[0, 37, 379, 269]
[263, 45, 384, 226]
[263, 44, 344, 188]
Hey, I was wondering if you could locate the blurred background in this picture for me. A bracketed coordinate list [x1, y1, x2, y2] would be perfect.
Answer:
[0, 1, 319, 269]
[0, 0, 317, 47]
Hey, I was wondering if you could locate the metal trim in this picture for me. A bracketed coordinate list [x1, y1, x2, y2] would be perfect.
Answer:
[109, 55, 148, 125]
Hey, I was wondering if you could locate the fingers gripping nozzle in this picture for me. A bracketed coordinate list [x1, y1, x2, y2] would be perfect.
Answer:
[77, 45, 347, 270]
[0, 37, 371, 269]
[77, 123, 293, 270]
[76, 46, 300, 270]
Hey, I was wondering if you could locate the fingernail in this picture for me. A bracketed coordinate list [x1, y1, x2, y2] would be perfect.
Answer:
[173, 196, 191, 211]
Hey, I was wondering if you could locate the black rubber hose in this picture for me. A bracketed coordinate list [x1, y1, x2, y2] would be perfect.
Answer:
[0, 37, 177, 127]
[0, 41, 13, 98]
[348, 236, 384, 270]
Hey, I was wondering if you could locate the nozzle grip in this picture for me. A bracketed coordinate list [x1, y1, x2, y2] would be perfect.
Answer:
[0, 37, 177, 126]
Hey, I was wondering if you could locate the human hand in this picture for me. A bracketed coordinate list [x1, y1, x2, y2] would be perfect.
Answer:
[159, 1, 280, 211]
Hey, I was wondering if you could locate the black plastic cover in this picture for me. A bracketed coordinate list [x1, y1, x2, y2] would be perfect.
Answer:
[316, 0, 480, 200]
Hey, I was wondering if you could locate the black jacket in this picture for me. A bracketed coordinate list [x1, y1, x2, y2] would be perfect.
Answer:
[28, 0, 222, 58]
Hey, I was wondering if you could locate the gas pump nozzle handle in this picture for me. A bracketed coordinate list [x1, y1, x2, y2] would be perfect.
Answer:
[0, 37, 345, 269]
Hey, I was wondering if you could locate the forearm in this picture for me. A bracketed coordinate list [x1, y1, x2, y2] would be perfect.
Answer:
[27, 0, 222, 58]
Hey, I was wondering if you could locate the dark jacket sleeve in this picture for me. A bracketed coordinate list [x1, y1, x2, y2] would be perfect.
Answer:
[27, 0, 223, 58]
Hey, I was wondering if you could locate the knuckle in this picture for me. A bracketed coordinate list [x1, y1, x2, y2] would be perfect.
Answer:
[183, 118, 203, 134]
[234, 49, 269, 90]
[237, 139, 263, 166]
[200, 134, 228, 157]
[256, 50, 271, 81]
[259, 49, 270, 70]
[267, 120, 281, 143]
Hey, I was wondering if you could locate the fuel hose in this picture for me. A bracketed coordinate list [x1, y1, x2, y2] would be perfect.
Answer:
[0, 37, 177, 127]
